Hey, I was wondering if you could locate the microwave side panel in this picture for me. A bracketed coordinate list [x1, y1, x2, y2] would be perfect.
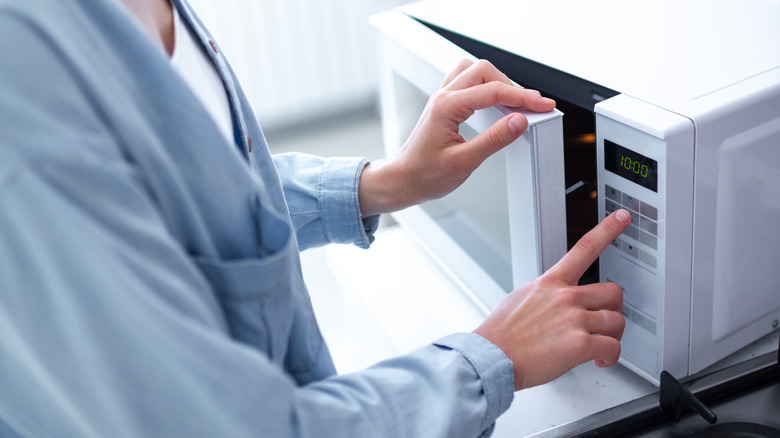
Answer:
[687, 76, 780, 375]
[596, 94, 695, 384]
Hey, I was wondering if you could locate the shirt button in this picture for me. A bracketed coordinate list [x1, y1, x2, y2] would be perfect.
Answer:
[247, 135, 253, 153]
[209, 40, 219, 54]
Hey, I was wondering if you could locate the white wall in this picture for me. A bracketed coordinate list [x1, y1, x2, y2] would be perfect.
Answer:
[186, 0, 407, 132]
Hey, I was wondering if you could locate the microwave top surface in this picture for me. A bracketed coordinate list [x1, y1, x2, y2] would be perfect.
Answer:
[399, 0, 780, 109]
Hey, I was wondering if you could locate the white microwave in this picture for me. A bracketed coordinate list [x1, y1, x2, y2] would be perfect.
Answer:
[371, 0, 780, 385]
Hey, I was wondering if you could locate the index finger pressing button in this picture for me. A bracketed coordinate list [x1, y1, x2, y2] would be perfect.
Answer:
[549, 210, 631, 284]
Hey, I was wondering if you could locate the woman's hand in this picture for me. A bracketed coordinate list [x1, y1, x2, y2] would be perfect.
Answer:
[475, 210, 631, 391]
[358, 59, 556, 217]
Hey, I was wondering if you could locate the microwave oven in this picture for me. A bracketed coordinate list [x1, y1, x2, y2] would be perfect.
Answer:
[371, 0, 780, 384]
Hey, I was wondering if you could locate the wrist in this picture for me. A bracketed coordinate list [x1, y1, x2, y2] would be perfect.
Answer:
[358, 158, 414, 217]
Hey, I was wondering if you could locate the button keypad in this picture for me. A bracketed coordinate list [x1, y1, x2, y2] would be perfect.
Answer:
[605, 185, 621, 202]
[623, 224, 640, 241]
[639, 231, 657, 250]
[640, 217, 658, 235]
[622, 193, 640, 212]
[605, 185, 659, 270]
[640, 202, 657, 220]
[622, 240, 640, 259]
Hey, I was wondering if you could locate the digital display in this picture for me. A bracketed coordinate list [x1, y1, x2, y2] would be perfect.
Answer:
[604, 140, 658, 192]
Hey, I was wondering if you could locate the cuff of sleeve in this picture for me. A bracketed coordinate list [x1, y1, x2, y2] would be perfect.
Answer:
[434, 333, 515, 432]
[319, 157, 379, 249]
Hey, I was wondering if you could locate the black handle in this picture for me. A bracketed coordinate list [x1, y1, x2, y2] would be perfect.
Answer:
[659, 370, 717, 424]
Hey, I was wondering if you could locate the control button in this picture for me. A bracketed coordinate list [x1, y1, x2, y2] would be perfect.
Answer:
[640, 201, 658, 220]
[611, 237, 622, 248]
[623, 224, 640, 241]
[631, 306, 658, 335]
[640, 251, 657, 269]
[605, 185, 622, 202]
[605, 199, 620, 215]
[628, 209, 639, 225]
[622, 193, 640, 212]
[640, 217, 658, 236]
[639, 230, 657, 250]
[622, 240, 640, 259]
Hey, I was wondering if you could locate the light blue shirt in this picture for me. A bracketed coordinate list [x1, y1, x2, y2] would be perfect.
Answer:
[0, 0, 515, 436]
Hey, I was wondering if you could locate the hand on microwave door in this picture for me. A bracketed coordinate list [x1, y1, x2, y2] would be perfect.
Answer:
[474, 209, 631, 391]
[357, 58, 556, 218]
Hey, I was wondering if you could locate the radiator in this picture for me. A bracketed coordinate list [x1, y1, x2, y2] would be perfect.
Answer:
[186, 0, 406, 131]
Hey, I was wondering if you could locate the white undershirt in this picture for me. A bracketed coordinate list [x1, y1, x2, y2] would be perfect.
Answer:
[169, 6, 234, 144]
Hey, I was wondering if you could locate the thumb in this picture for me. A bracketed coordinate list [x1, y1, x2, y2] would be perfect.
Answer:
[466, 113, 527, 161]
[505, 113, 529, 137]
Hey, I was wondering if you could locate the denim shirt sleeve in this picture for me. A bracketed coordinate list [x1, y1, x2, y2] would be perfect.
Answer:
[434, 334, 516, 436]
[0, 160, 513, 438]
[273, 152, 380, 250]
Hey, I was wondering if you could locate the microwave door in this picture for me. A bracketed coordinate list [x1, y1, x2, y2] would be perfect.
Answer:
[371, 11, 567, 312]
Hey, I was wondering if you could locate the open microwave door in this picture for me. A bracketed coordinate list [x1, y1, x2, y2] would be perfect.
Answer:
[370, 11, 566, 312]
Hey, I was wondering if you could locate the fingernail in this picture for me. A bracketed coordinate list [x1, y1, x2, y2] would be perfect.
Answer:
[508, 115, 526, 135]
[616, 209, 631, 224]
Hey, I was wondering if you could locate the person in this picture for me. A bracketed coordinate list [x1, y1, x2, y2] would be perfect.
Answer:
[0, 0, 630, 436]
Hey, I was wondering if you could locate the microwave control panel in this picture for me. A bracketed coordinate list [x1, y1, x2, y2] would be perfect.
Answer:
[596, 111, 672, 384]
[599, 140, 666, 383]
[596, 94, 696, 385]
